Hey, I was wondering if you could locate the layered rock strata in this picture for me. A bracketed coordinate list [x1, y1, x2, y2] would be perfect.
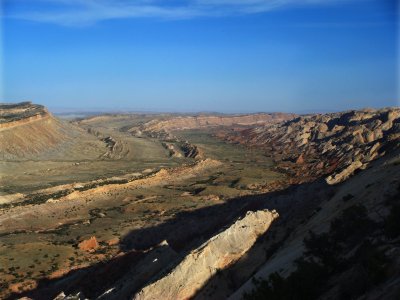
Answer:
[222, 108, 400, 184]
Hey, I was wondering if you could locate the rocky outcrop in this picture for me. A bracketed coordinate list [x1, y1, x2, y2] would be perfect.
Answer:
[162, 141, 199, 158]
[326, 160, 363, 185]
[78, 236, 99, 252]
[162, 142, 184, 158]
[223, 108, 400, 184]
[134, 209, 278, 300]
[179, 141, 199, 158]
[230, 150, 400, 300]
[0, 101, 49, 129]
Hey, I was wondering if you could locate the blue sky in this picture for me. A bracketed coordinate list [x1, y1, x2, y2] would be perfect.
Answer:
[1, 0, 399, 113]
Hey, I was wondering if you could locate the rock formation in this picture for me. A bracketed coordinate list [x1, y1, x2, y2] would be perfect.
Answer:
[223, 108, 400, 184]
[0, 101, 49, 129]
[0, 102, 67, 158]
[134, 209, 278, 300]
[326, 160, 363, 185]
[229, 149, 400, 300]
[78, 236, 99, 252]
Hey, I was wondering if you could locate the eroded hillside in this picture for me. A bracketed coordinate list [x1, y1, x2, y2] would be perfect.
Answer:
[220, 108, 400, 183]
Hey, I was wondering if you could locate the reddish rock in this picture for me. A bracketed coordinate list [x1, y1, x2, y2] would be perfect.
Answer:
[295, 154, 304, 164]
[78, 236, 99, 252]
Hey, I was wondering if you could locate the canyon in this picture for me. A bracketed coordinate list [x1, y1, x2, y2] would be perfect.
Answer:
[0, 102, 399, 300]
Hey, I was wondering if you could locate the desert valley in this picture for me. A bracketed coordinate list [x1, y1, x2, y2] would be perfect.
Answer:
[0, 101, 399, 299]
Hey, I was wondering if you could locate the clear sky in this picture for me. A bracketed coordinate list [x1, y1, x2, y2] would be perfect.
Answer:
[1, 0, 399, 113]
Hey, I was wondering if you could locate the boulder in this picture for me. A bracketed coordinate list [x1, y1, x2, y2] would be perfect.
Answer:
[78, 236, 99, 252]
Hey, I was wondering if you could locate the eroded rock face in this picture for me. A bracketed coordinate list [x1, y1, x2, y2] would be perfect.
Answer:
[0, 102, 72, 159]
[223, 108, 400, 184]
[133, 209, 278, 300]
[0, 101, 49, 128]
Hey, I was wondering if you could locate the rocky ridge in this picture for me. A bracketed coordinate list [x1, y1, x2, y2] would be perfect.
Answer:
[127, 113, 296, 151]
[134, 210, 278, 300]
[140, 113, 297, 133]
[0, 102, 49, 128]
[230, 148, 400, 300]
[221, 108, 400, 184]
